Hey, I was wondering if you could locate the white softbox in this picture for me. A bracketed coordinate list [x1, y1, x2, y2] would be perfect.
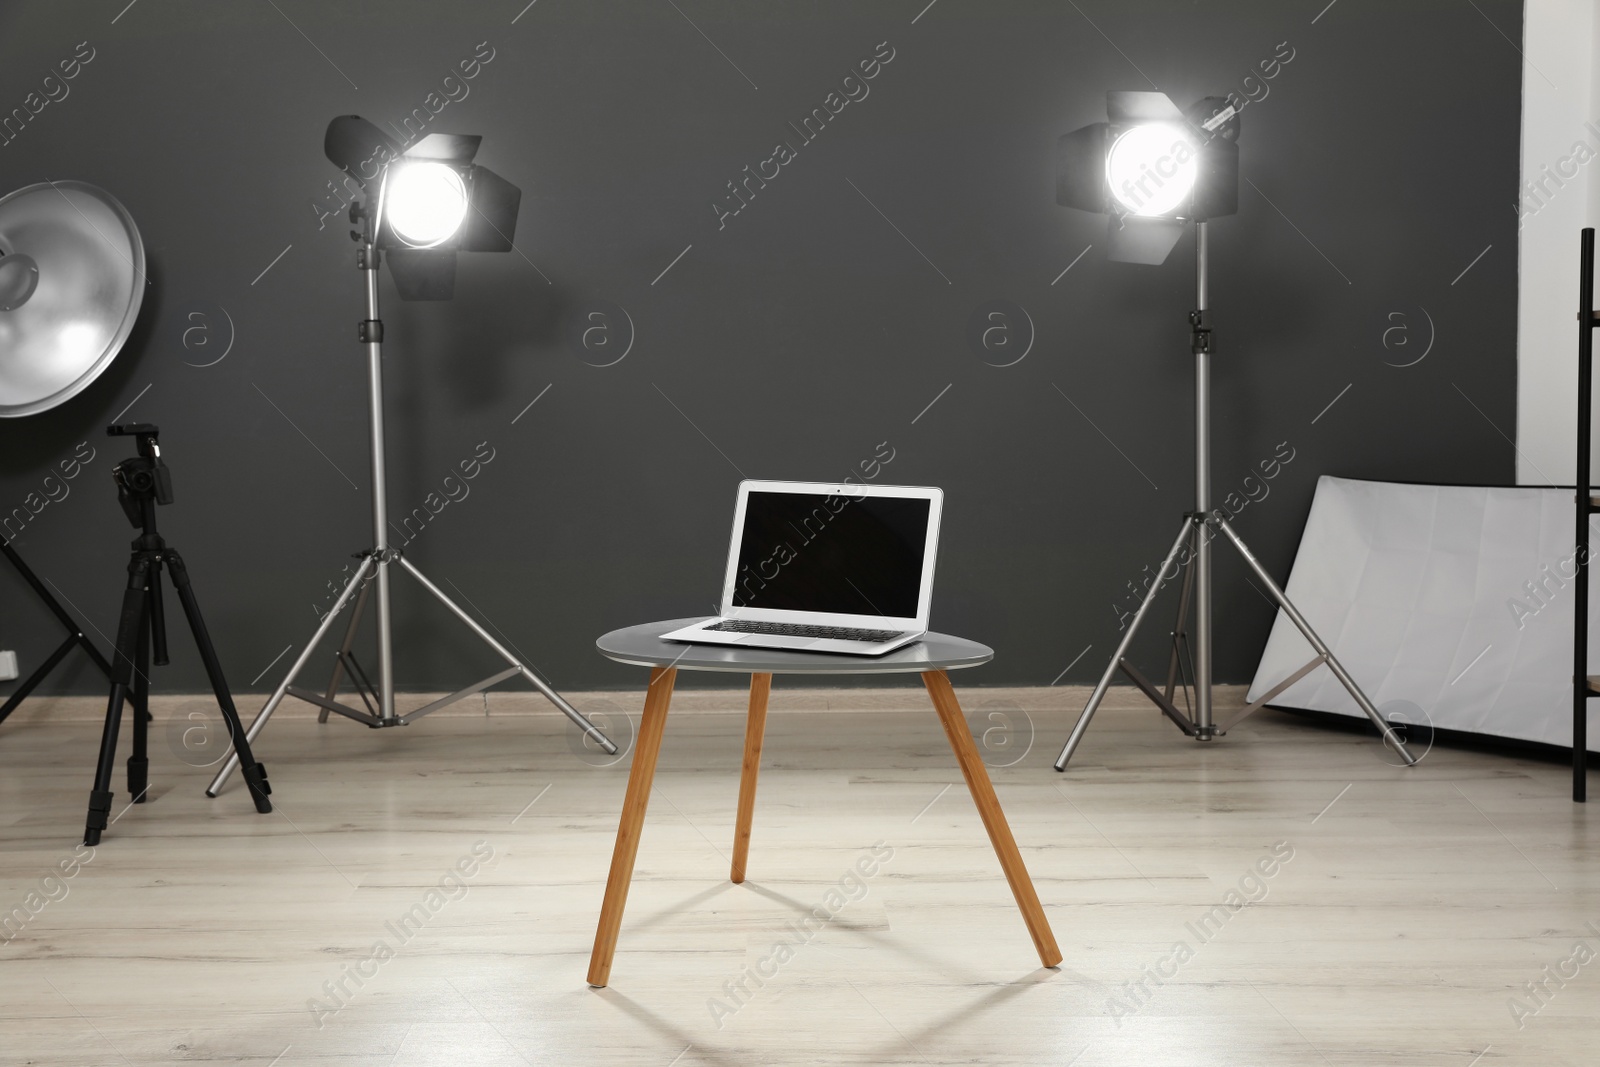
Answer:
[1248, 476, 1600, 752]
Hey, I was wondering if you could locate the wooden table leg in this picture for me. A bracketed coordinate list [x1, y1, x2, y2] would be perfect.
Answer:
[922, 669, 1062, 969]
[587, 666, 677, 987]
[730, 672, 772, 884]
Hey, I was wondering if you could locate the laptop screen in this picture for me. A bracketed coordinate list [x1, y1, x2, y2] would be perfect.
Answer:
[731, 490, 931, 617]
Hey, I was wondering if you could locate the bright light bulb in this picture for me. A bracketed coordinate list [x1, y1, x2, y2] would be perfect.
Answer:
[1105, 124, 1199, 217]
[385, 163, 469, 247]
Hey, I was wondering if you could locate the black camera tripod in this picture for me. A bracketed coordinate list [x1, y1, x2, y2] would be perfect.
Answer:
[84, 424, 272, 845]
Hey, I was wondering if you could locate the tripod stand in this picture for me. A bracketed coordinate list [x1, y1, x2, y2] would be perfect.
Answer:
[84, 424, 272, 845]
[1, 540, 114, 727]
[206, 196, 615, 796]
[1053, 221, 1417, 770]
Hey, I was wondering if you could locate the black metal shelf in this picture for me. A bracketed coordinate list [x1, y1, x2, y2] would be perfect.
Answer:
[1577, 229, 1595, 802]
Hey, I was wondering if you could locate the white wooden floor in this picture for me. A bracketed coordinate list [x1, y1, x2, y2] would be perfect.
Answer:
[1, 683, 1595, 1066]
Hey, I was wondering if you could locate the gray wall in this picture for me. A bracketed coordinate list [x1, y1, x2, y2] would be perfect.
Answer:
[0, 1, 1521, 695]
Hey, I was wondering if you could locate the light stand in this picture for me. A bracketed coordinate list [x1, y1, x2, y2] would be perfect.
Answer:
[1, 541, 115, 727]
[208, 126, 615, 795]
[1051, 95, 1415, 770]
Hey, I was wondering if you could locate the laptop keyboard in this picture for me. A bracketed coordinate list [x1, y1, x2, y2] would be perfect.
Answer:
[705, 620, 906, 643]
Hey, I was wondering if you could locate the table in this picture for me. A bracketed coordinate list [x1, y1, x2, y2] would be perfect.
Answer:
[586, 618, 1061, 987]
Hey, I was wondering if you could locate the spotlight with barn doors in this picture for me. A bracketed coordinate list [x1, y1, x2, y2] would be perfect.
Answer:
[208, 117, 615, 796]
[1050, 91, 1416, 770]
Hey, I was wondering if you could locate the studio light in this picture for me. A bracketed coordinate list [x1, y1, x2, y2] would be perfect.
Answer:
[1056, 90, 1238, 264]
[319, 117, 520, 300]
[1, 181, 138, 727]
[382, 162, 469, 248]
[1050, 91, 1416, 771]
[208, 116, 615, 797]
[0, 182, 144, 417]
[1105, 124, 1198, 216]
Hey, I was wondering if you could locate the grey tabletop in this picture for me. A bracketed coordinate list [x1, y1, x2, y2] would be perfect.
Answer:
[596, 618, 994, 675]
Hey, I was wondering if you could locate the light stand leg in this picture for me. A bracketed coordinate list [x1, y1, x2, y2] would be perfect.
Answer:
[318, 573, 372, 723]
[395, 556, 616, 753]
[0, 635, 77, 727]
[374, 558, 396, 722]
[0, 540, 116, 726]
[1193, 512, 1213, 736]
[1163, 526, 1198, 704]
[1212, 517, 1416, 765]
[207, 555, 377, 796]
[1055, 518, 1196, 771]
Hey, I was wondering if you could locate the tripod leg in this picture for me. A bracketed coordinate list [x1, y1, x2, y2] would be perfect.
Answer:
[396, 557, 617, 754]
[127, 604, 151, 803]
[162, 550, 274, 812]
[85, 557, 151, 845]
[1212, 517, 1417, 766]
[147, 558, 170, 667]
[133, 556, 160, 745]
[1055, 518, 1196, 771]
[319, 575, 372, 724]
[207, 555, 376, 796]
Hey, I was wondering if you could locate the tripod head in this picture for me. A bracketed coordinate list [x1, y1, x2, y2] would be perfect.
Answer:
[109, 423, 173, 529]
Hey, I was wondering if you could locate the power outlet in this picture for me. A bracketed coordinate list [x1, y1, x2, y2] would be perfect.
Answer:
[0, 650, 17, 682]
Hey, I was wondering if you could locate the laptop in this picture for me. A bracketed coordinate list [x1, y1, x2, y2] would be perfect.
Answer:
[660, 480, 943, 656]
